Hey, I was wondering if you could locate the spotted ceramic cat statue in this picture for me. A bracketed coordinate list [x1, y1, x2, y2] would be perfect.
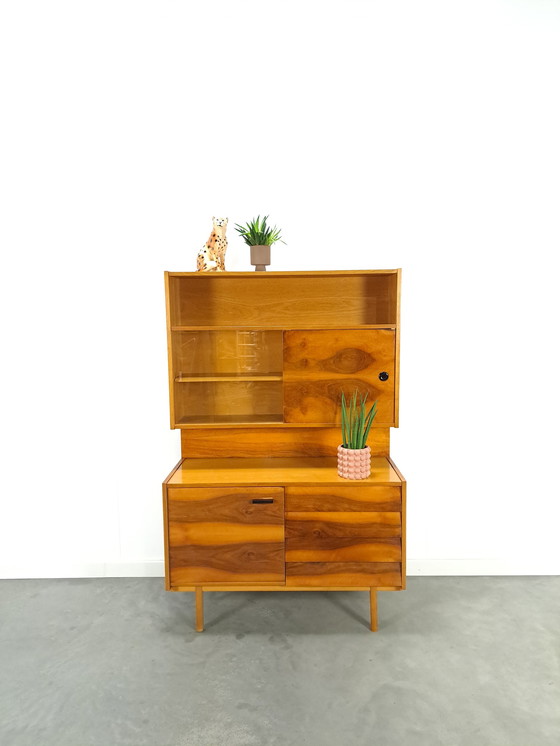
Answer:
[196, 217, 228, 272]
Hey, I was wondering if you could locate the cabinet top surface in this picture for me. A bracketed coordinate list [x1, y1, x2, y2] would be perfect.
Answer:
[166, 270, 400, 277]
[166, 457, 403, 487]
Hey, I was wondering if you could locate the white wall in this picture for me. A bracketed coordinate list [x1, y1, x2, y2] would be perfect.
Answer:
[1, 0, 559, 578]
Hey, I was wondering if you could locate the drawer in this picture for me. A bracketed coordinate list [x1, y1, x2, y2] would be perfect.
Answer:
[285, 511, 401, 540]
[286, 536, 401, 563]
[286, 562, 402, 587]
[285, 486, 401, 512]
[168, 486, 283, 523]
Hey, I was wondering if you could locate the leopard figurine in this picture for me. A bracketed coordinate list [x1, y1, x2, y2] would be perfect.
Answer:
[196, 217, 228, 272]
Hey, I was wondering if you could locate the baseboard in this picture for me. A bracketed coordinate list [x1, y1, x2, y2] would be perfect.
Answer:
[0, 560, 165, 579]
[1, 558, 559, 579]
[408, 558, 560, 576]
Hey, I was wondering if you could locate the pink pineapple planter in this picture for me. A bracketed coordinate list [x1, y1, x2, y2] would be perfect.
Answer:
[337, 445, 371, 480]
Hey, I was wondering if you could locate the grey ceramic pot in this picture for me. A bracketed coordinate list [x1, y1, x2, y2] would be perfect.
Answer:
[250, 245, 271, 271]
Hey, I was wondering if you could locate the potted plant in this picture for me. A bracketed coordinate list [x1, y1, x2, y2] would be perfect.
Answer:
[234, 215, 285, 271]
[338, 391, 378, 479]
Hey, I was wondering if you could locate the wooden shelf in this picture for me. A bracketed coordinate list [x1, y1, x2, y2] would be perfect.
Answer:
[171, 325, 397, 331]
[175, 373, 282, 383]
[167, 270, 400, 277]
[167, 273, 399, 327]
[167, 456, 403, 487]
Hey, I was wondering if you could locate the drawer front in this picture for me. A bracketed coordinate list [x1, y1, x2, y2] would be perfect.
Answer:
[168, 487, 283, 523]
[285, 508, 402, 586]
[286, 536, 401, 563]
[285, 511, 401, 539]
[285, 486, 401, 512]
[286, 562, 402, 587]
[168, 487, 285, 585]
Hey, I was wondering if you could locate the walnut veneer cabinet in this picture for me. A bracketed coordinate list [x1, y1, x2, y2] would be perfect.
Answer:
[162, 270, 406, 631]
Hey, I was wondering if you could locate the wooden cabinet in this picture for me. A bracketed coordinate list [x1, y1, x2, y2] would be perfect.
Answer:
[162, 270, 406, 631]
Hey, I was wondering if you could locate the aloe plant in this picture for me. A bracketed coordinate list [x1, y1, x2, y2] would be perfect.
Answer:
[340, 390, 377, 449]
[234, 215, 285, 246]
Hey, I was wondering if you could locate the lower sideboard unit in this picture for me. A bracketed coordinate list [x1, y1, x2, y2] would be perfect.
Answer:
[163, 456, 406, 631]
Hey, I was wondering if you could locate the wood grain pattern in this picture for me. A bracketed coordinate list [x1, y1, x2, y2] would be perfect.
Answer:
[172, 585, 402, 592]
[162, 460, 183, 592]
[168, 487, 283, 524]
[285, 485, 401, 512]
[168, 487, 285, 585]
[162, 484, 170, 591]
[286, 562, 402, 587]
[181, 427, 390, 458]
[171, 325, 397, 331]
[172, 329, 283, 378]
[283, 329, 396, 425]
[169, 522, 283, 546]
[286, 536, 401, 562]
[170, 329, 283, 426]
[171, 566, 285, 585]
[167, 273, 399, 327]
[174, 379, 283, 425]
[388, 455, 407, 590]
[164, 272, 176, 428]
[166, 457, 403, 487]
[170, 542, 284, 577]
[393, 268, 401, 427]
[286, 512, 401, 539]
[370, 588, 378, 631]
[195, 587, 204, 632]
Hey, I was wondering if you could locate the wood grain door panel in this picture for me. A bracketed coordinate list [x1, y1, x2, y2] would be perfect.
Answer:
[168, 487, 285, 585]
[283, 329, 396, 425]
[170, 543, 285, 585]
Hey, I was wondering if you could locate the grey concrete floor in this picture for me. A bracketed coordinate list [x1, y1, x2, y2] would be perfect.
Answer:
[0, 577, 558, 746]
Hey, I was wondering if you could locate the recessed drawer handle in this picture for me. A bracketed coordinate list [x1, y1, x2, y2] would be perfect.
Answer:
[252, 498, 274, 504]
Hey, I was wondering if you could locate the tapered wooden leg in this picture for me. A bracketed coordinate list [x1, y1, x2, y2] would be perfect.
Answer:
[370, 588, 378, 632]
[195, 587, 204, 632]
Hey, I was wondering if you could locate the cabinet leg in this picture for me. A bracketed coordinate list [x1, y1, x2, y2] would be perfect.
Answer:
[370, 588, 378, 632]
[195, 587, 204, 632]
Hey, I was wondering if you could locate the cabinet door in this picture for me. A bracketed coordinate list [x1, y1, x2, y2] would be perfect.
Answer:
[167, 487, 284, 586]
[283, 330, 396, 425]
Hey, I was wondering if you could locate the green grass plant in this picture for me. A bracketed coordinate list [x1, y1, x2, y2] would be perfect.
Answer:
[234, 215, 285, 246]
[340, 390, 377, 449]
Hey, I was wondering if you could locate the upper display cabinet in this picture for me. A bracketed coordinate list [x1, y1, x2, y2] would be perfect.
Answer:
[164, 271, 401, 429]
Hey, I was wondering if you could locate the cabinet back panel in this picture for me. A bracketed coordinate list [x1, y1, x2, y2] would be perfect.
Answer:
[181, 427, 390, 458]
